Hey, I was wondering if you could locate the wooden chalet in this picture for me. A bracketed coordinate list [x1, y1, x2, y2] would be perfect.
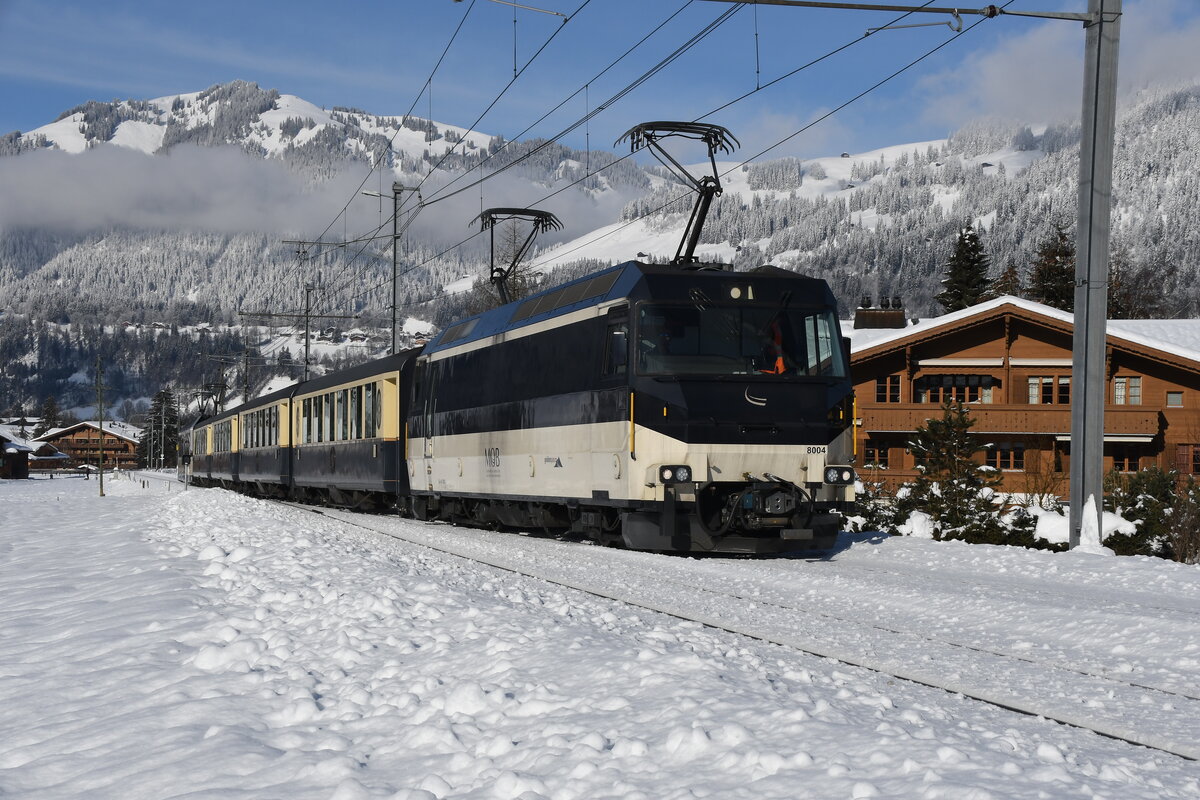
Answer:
[849, 296, 1200, 496]
[35, 421, 142, 470]
[0, 425, 68, 477]
[0, 431, 32, 479]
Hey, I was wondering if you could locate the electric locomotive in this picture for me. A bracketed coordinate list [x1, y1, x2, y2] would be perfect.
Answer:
[405, 259, 856, 553]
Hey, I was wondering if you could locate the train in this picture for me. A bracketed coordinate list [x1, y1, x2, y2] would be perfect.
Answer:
[181, 259, 857, 554]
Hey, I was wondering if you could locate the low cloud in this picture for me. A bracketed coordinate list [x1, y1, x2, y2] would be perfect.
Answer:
[0, 145, 365, 234]
[915, 0, 1200, 129]
[0, 143, 638, 261]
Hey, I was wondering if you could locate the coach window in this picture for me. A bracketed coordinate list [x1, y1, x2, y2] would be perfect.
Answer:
[350, 386, 361, 439]
[326, 392, 336, 441]
[344, 389, 352, 439]
[374, 382, 384, 436]
[364, 383, 376, 438]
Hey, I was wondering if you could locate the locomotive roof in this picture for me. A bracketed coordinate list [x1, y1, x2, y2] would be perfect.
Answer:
[423, 261, 833, 355]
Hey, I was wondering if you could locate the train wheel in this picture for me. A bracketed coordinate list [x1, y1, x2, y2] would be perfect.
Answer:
[412, 496, 432, 521]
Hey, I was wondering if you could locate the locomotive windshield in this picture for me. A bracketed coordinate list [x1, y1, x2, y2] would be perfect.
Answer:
[636, 303, 847, 378]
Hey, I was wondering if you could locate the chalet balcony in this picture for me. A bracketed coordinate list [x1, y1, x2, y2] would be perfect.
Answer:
[862, 404, 1161, 438]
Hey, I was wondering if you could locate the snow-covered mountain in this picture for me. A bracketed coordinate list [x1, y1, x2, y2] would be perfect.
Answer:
[0, 81, 656, 329]
[5, 79, 1200, 328]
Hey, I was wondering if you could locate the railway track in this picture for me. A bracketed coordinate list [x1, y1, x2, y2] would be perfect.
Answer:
[281, 502, 1200, 762]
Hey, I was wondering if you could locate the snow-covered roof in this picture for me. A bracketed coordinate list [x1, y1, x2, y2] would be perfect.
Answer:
[0, 424, 72, 458]
[0, 425, 36, 450]
[37, 420, 142, 443]
[848, 295, 1200, 366]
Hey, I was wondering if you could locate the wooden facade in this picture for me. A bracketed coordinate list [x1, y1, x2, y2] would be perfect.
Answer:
[850, 298, 1200, 496]
[36, 421, 142, 470]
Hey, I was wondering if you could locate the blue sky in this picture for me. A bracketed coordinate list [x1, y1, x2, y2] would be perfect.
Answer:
[2, 1, 1199, 159]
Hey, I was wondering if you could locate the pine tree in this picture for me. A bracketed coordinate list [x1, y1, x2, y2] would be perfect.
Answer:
[935, 223, 991, 312]
[984, 261, 1023, 300]
[1109, 247, 1178, 319]
[33, 396, 60, 438]
[1027, 225, 1075, 311]
[136, 388, 180, 469]
[901, 400, 1006, 542]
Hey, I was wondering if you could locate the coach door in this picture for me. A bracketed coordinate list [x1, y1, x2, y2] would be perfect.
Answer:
[418, 360, 439, 489]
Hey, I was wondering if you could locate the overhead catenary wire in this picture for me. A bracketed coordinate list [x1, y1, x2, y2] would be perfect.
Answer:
[527, 1, 1004, 272]
[331, 1, 959, 312]
[417, 2, 744, 209]
[416, 1, 698, 205]
[276, 0, 480, 299]
[320, 0, 990, 322]
[304, 0, 606, 317]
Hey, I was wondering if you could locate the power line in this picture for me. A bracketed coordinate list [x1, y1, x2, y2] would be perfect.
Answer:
[410, 0, 595, 197]
[420, 1, 697, 205]
[419, 2, 745, 208]
[529, 1, 1005, 270]
[313, 0, 981, 320]
[308, 3, 740, 316]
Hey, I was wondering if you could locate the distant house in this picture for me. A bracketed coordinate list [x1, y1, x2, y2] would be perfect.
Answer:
[0, 431, 31, 479]
[848, 296, 1200, 495]
[36, 421, 143, 470]
[0, 425, 67, 477]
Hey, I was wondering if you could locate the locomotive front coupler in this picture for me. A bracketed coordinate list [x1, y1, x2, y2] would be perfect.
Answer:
[727, 473, 807, 531]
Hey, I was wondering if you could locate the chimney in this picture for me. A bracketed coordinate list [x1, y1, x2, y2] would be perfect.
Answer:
[853, 296, 908, 329]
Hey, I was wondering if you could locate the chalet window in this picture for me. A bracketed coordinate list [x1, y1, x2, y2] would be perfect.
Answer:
[875, 375, 900, 403]
[1177, 445, 1200, 474]
[1167, 391, 1184, 408]
[917, 374, 994, 404]
[986, 442, 1025, 471]
[1028, 376, 1070, 404]
[1110, 445, 1140, 473]
[1113, 376, 1141, 405]
[862, 443, 889, 468]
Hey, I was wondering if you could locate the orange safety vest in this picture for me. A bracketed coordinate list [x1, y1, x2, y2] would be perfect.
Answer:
[760, 323, 785, 375]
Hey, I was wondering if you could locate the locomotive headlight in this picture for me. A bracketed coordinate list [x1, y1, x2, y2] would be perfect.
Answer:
[824, 466, 856, 485]
[659, 465, 692, 484]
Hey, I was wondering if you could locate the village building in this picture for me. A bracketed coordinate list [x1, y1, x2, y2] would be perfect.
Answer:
[35, 421, 143, 470]
[0, 426, 69, 478]
[848, 296, 1200, 496]
[0, 430, 32, 479]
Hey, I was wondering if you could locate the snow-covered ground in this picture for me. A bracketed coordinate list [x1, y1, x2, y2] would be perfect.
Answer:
[2, 475, 1198, 798]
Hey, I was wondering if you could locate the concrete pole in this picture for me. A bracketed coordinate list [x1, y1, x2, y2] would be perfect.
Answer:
[392, 182, 400, 355]
[304, 283, 314, 382]
[1069, 0, 1121, 548]
[96, 355, 105, 497]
